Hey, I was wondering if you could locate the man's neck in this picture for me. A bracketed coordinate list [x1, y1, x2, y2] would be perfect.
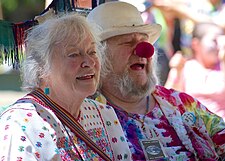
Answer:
[101, 88, 155, 115]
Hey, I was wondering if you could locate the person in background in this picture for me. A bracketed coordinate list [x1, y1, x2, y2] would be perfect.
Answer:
[153, 0, 225, 57]
[0, 13, 131, 160]
[140, 1, 171, 86]
[153, 0, 225, 30]
[165, 22, 225, 120]
[87, 1, 225, 160]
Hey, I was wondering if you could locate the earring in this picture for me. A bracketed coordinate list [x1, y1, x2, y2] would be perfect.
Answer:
[44, 87, 50, 95]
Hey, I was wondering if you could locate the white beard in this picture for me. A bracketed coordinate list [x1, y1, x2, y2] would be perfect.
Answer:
[106, 68, 157, 98]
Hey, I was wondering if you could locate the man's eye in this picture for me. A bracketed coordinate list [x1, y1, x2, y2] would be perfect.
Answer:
[124, 43, 133, 47]
[119, 42, 133, 47]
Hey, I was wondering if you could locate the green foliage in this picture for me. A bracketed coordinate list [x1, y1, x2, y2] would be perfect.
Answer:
[1, 0, 18, 11]
[1, 0, 45, 22]
[1, 0, 44, 12]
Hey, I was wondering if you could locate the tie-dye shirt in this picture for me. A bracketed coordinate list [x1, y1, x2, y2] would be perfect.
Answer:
[0, 96, 132, 161]
[97, 85, 225, 161]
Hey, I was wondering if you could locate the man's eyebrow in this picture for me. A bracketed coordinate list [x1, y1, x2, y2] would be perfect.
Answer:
[119, 37, 148, 45]
[117, 34, 149, 45]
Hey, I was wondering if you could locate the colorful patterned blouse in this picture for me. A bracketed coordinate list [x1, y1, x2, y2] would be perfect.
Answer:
[0, 96, 132, 161]
[97, 85, 225, 161]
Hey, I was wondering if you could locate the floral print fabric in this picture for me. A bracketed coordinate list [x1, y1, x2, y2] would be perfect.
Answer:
[0, 96, 131, 161]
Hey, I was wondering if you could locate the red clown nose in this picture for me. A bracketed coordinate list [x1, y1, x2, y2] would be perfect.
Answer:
[134, 42, 154, 58]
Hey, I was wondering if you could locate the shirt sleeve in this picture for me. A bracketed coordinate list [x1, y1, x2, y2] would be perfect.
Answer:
[198, 103, 225, 158]
[178, 91, 225, 158]
[0, 103, 61, 161]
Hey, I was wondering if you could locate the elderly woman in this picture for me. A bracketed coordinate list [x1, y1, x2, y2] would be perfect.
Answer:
[0, 14, 131, 160]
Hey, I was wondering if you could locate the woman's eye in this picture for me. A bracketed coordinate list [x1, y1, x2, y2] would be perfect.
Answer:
[68, 52, 79, 58]
[88, 51, 97, 55]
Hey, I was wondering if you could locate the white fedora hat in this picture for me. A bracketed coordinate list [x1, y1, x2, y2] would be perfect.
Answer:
[87, 1, 162, 44]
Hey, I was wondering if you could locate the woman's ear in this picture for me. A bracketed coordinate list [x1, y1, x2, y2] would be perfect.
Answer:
[191, 37, 201, 54]
[191, 38, 199, 49]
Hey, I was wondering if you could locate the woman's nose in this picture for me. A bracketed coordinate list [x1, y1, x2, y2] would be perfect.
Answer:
[81, 55, 95, 68]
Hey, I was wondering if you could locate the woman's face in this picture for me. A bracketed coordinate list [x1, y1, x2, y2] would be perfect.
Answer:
[198, 29, 223, 68]
[48, 34, 100, 99]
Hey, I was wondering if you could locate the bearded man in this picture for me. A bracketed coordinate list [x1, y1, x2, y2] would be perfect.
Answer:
[87, 1, 225, 160]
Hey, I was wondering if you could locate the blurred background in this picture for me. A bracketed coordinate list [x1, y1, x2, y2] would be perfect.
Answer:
[0, 0, 48, 107]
